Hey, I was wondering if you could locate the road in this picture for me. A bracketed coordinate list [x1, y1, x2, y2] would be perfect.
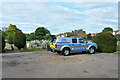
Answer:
[1, 51, 118, 78]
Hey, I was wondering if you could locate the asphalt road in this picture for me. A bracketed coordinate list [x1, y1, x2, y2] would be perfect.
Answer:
[1, 51, 118, 78]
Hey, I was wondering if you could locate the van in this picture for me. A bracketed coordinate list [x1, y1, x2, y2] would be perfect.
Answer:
[50, 37, 97, 56]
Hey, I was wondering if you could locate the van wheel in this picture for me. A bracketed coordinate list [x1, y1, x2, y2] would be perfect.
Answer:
[62, 48, 70, 56]
[88, 47, 96, 54]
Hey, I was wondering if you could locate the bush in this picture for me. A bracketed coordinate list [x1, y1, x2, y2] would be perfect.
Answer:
[92, 32, 117, 53]
[14, 31, 26, 50]
[0, 35, 5, 53]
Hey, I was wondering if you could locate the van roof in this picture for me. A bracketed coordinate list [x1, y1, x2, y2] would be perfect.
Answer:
[57, 37, 82, 39]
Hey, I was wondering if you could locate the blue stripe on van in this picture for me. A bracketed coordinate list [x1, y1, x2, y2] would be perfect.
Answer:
[57, 44, 83, 46]
[56, 43, 97, 47]
[74, 48, 86, 50]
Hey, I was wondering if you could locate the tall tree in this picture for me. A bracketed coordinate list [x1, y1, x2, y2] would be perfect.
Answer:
[2, 31, 7, 39]
[26, 33, 36, 41]
[43, 34, 52, 40]
[35, 27, 51, 40]
[6, 24, 19, 34]
[6, 24, 19, 50]
[0, 35, 5, 53]
[102, 27, 113, 32]
[14, 31, 26, 50]
[6, 33, 14, 50]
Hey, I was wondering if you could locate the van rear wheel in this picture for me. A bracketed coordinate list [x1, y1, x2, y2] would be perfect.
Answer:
[62, 48, 70, 56]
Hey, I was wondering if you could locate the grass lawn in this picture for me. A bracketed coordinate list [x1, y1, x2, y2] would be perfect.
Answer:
[114, 51, 120, 54]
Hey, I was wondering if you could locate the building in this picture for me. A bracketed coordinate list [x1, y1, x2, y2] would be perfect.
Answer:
[91, 33, 98, 36]
[113, 30, 120, 35]
[72, 29, 86, 37]
[56, 29, 86, 37]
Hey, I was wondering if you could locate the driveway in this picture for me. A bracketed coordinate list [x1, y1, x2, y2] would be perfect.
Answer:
[1, 51, 118, 78]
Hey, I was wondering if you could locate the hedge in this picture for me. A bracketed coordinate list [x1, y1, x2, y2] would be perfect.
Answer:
[92, 32, 117, 53]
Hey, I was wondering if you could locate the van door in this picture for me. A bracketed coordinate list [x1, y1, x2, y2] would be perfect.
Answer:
[78, 38, 87, 51]
[71, 38, 80, 52]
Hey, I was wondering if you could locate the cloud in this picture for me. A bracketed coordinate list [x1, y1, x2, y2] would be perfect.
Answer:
[0, 2, 118, 34]
[1, 0, 119, 2]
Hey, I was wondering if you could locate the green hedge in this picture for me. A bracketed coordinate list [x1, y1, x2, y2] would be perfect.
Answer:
[14, 31, 26, 50]
[92, 32, 117, 53]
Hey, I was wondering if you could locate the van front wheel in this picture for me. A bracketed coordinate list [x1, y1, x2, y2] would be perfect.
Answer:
[88, 47, 96, 54]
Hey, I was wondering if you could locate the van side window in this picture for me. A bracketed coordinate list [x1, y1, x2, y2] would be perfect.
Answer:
[72, 39, 77, 43]
[79, 39, 85, 43]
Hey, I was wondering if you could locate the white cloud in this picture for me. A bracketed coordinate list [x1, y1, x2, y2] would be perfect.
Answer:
[0, 2, 118, 34]
[1, 0, 119, 2]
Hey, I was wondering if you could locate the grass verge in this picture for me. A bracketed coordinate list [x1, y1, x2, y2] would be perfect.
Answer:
[114, 51, 120, 54]
[3, 48, 47, 53]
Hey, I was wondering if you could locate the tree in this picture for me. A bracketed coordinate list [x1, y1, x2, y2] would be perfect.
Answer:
[6, 24, 19, 34]
[6, 33, 14, 50]
[87, 33, 92, 40]
[6, 24, 20, 50]
[0, 34, 5, 53]
[26, 33, 36, 41]
[43, 34, 52, 40]
[35, 27, 51, 40]
[50, 35, 56, 40]
[2, 31, 7, 39]
[14, 31, 26, 50]
[102, 27, 113, 32]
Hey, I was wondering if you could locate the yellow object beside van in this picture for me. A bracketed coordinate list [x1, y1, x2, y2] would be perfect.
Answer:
[50, 42, 55, 51]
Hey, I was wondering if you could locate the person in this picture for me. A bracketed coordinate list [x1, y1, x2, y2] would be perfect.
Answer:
[47, 41, 51, 51]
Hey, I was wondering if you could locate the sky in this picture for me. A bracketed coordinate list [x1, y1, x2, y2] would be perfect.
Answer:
[0, 1, 118, 35]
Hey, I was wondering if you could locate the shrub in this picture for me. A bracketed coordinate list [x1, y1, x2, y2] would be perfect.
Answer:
[14, 31, 26, 50]
[92, 32, 117, 53]
[0, 35, 5, 53]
